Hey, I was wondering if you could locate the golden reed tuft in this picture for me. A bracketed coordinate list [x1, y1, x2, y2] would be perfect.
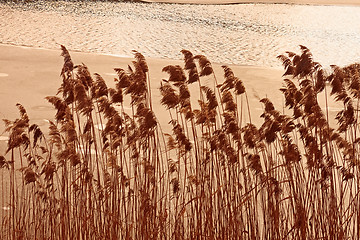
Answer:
[1, 46, 360, 239]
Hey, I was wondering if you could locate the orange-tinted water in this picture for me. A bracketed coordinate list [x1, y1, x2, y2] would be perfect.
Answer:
[1, 1, 359, 67]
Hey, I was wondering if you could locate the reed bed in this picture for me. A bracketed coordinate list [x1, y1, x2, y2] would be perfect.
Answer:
[1, 45, 360, 239]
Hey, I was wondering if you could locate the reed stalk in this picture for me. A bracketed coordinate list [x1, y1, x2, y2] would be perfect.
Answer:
[1, 45, 360, 239]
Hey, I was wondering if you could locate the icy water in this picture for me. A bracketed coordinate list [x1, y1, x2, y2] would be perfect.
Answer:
[0, 1, 360, 67]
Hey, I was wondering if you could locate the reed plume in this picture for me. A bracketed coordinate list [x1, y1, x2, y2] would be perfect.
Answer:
[1, 45, 360, 239]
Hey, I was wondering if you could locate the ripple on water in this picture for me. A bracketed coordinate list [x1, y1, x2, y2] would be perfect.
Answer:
[0, 2, 360, 67]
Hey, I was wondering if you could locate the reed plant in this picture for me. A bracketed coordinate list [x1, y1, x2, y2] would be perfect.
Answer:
[1, 45, 360, 239]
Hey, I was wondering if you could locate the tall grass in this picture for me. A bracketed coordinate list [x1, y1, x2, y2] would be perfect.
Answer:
[1, 45, 360, 239]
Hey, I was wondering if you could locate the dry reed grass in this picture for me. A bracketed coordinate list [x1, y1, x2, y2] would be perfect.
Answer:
[1, 45, 360, 239]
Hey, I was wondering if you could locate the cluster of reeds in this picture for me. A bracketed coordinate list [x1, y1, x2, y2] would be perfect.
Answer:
[1, 45, 360, 239]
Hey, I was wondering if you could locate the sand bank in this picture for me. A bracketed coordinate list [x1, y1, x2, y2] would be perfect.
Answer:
[0, 44, 284, 133]
[0, 44, 345, 154]
[142, 0, 360, 6]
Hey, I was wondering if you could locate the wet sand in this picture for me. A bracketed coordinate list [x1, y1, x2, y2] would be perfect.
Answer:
[143, 0, 360, 6]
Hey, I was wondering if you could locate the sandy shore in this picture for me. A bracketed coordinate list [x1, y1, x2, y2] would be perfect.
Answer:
[0, 44, 284, 136]
[142, 0, 360, 6]
[0, 43, 346, 161]
[0, 44, 344, 153]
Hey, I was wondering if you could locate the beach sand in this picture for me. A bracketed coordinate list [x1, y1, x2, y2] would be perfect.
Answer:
[142, 0, 360, 6]
[0, 44, 284, 139]
[0, 43, 343, 153]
